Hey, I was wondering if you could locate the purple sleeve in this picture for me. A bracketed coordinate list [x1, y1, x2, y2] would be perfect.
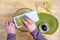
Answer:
[7, 33, 16, 40]
[30, 29, 47, 40]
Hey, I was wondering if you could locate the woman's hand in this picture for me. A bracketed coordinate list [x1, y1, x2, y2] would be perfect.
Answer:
[3, 21, 15, 34]
[23, 18, 37, 32]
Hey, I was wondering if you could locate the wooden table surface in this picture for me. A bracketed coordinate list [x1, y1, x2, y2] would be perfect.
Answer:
[0, 0, 60, 40]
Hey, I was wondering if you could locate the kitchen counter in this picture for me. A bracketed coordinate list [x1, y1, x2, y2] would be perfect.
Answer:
[0, 0, 60, 40]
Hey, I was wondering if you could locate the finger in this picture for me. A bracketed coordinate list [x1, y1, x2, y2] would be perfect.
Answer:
[12, 21, 15, 28]
[13, 21, 15, 25]
[3, 21, 8, 27]
[5, 22, 8, 25]
[23, 22, 26, 27]
[23, 19, 29, 27]
[10, 21, 15, 27]
[24, 18, 33, 24]
[3, 22, 8, 29]
[3, 21, 10, 26]
[8, 21, 10, 25]
[3, 23, 6, 27]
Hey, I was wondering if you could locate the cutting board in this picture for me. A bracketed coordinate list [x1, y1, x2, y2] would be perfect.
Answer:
[0, 0, 60, 40]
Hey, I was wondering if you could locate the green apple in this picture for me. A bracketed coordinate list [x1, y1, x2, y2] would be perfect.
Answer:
[17, 16, 23, 25]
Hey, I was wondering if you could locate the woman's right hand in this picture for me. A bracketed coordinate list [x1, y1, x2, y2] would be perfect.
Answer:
[23, 18, 37, 32]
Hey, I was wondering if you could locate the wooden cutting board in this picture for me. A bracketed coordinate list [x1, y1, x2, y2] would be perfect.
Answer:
[0, 0, 60, 40]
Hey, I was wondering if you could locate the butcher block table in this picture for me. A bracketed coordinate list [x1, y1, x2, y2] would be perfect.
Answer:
[0, 0, 60, 40]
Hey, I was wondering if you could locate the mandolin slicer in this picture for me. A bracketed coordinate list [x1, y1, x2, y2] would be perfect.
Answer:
[14, 10, 39, 28]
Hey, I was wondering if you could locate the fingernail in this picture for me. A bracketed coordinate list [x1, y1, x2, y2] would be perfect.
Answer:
[23, 18, 26, 20]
